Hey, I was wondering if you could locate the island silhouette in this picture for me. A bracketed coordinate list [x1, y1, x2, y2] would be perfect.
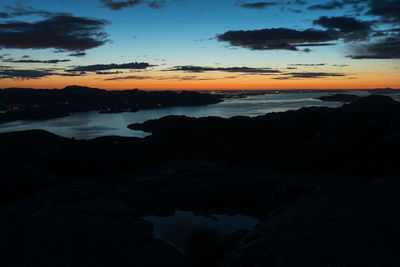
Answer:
[0, 85, 223, 123]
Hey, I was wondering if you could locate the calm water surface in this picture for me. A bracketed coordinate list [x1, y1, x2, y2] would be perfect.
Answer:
[144, 210, 259, 254]
[0, 92, 376, 139]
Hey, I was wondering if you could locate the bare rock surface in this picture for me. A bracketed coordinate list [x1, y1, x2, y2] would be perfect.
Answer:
[219, 177, 400, 267]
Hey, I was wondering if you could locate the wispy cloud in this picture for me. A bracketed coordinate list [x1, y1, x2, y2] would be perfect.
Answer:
[239, 2, 279, 9]
[273, 71, 347, 79]
[167, 66, 281, 74]
[100, 0, 185, 10]
[68, 62, 155, 72]
[2, 59, 71, 64]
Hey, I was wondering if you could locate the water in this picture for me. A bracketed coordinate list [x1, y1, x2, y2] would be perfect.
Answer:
[144, 210, 259, 254]
[0, 92, 382, 139]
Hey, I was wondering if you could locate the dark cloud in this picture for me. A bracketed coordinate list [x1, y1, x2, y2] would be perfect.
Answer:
[288, 63, 326, 66]
[313, 16, 373, 41]
[308, 0, 398, 20]
[272, 77, 293, 80]
[103, 74, 182, 81]
[0, 69, 80, 80]
[239, 0, 307, 12]
[339, 1, 400, 60]
[287, 72, 346, 78]
[332, 64, 350, 67]
[96, 71, 125, 75]
[100, 0, 143, 10]
[68, 51, 87, 57]
[289, 42, 337, 47]
[0, 69, 54, 80]
[292, 0, 307, 5]
[104, 74, 239, 81]
[68, 62, 154, 72]
[314, 16, 372, 33]
[218, 15, 377, 52]
[3, 6, 54, 18]
[279, 0, 307, 12]
[104, 75, 152, 81]
[307, 0, 367, 13]
[347, 38, 400, 59]
[217, 28, 339, 51]
[240, 2, 279, 9]
[0, 12, 10, 18]
[148, 1, 167, 9]
[178, 76, 218, 81]
[2, 59, 71, 64]
[273, 72, 346, 79]
[0, 15, 109, 52]
[100, 0, 184, 10]
[308, 1, 344, 10]
[168, 66, 281, 74]
[367, 0, 400, 23]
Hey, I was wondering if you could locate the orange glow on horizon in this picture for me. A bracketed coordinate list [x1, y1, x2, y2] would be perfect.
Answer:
[1, 71, 399, 90]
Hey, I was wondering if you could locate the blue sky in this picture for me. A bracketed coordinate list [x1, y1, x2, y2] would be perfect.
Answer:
[0, 0, 399, 89]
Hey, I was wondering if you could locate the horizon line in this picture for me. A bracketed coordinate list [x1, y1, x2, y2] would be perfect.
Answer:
[1, 85, 399, 91]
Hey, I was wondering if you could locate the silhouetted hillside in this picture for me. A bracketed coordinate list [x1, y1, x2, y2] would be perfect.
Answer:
[1, 95, 399, 176]
[2, 95, 400, 267]
[0, 85, 223, 123]
[128, 95, 400, 175]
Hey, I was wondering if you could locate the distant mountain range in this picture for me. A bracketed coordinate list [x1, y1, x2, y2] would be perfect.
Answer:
[0, 85, 223, 123]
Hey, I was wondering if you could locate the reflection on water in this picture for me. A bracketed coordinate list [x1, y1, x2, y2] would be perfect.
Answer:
[143, 210, 259, 254]
[0, 92, 377, 139]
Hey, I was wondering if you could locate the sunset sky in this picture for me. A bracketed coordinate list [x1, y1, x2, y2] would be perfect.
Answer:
[0, 0, 399, 90]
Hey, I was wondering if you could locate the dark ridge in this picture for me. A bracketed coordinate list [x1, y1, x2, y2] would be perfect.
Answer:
[62, 85, 106, 93]
[0, 85, 223, 123]
[128, 95, 400, 176]
[1, 94, 400, 267]
[342, 94, 400, 111]
[317, 93, 360, 103]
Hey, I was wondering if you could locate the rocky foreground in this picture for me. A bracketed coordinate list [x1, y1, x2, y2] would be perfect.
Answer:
[1, 94, 400, 266]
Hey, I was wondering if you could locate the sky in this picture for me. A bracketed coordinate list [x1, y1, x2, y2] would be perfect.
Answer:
[0, 0, 399, 90]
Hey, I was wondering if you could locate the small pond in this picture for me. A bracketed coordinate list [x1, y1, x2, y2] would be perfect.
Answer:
[143, 210, 259, 254]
